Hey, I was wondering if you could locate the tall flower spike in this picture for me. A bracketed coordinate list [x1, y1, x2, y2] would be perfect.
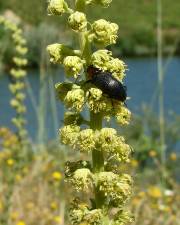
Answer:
[0, 16, 28, 144]
[47, 0, 133, 224]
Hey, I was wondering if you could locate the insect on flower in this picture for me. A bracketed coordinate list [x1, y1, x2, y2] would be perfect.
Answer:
[87, 65, 127, 102]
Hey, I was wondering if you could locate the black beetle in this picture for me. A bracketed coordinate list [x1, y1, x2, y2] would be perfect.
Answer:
[87, 65, 127, 102]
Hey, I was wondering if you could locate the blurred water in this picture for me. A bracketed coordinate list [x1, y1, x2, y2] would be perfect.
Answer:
[0, 57, 180, 141]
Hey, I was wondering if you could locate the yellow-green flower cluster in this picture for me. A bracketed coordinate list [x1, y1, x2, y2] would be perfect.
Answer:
[69, 198, 103, 225]
[114, 104, 131, 125]
[75, 129, 96, 152]
[60, 125, 80, 146]
[60, 126, 131, 162]
[86, 88, 112, 113]
[94, 0, 112, 7]
[98, 128, 132, 162]
[70, 168, 93, 191]
[90, 49, 127, 81]
[64, 86, 85, 112]
[47, 0, 66, 15]
[91, 19, 119, 46]
[0, 16, 28, 141]
[63, 56, 84, 78]
[68, 11, 87, 32]
[87, 0, 112, 7]
[98, 172, 132, 205]
[47, 44, 75, 64]
[113, 210, 134, 225]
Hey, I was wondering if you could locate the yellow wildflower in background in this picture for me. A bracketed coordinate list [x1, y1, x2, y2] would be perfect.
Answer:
[26, 201, 34, 209]
[22, 166, 29, 174]
[0, 201, 3, 212]
[52, 171, 62, 180]
[131, 159, 138, 168]
[132, 197, 140, 206]
[50, 201, 58, 210]
[170, 152, 177, 161]
[15, 174, 22, 182]
[6, 158, 15, 166]
[11, 211, 19, 220]
[138, 191, 146, 198]
[148, 186, 162, 199]
[16, 221, 26, 225]
[149, 150, 157, 158]
[53, 216, 62, 223]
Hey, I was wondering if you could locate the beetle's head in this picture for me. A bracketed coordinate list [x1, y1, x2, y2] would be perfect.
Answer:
[87, 65, 101, 78]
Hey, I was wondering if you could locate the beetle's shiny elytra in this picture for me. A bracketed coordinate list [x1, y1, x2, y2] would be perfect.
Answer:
[87, 65, 127, 102]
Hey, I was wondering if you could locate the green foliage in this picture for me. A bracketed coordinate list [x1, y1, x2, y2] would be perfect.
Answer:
[0, 0, 180, 66]
[122, 106, 180, 167]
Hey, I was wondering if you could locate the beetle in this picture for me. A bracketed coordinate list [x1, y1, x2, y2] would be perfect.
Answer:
[87, 65, 127, 102]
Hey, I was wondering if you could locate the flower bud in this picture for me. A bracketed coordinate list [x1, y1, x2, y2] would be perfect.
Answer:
[75, 129, 95, 152]
[90, 50, 112, 70]
[98, 172, 132, 205]
[13, 57, 28, 66]
[106, 58, 126, 81]
[96, 128, 132, 162]
[9, 82, 25, 94]
[10, 69, 26, 78]
[91, 19, 118, 46]
[15, 45, 28, 55]
[115, 105, 131, 125]
[114, 210, 134, 225]
[47, 44, 75, 64]
[69, 198, 88, 225]
[94, 0, 112, 7]
[86, 88, 112, 113]
[71, 168, 93, 191]
[63, 56, 84, 78]
[68, 11, 87, 32]
[64, 87, 85, 112]
[98, 128, 117, 150]
[60, 125, 80, 146]
[83, 209, 103, 224]
[47, 0, 66, 15]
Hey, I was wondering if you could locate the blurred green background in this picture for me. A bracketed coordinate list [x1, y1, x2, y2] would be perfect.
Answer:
[0, 0, 180, 67]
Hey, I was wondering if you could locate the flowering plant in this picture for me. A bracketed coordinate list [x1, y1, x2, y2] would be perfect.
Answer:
[0, 16, 28, 144]
[47, 0, 133, 224]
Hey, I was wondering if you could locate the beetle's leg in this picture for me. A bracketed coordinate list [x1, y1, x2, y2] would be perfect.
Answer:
[84, 80, 92, 84]
[123, 85, 127, 91]
[124, 101, 128, 107]
[74, 74, 81, 84]
[111, 99, 116, 114]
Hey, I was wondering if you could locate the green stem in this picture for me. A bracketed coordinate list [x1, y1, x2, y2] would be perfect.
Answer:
[76, 0, 105, 208]
[75, 0, 86, 12]
[90, 112, 104, 172]
[157, 0, 166, 182]
[90, 112, 105, 208]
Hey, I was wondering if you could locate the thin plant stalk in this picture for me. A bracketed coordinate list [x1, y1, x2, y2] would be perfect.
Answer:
[48, 71, 59, 138]
[157, 0, 166, 171]
[37, 39, 47, 146]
